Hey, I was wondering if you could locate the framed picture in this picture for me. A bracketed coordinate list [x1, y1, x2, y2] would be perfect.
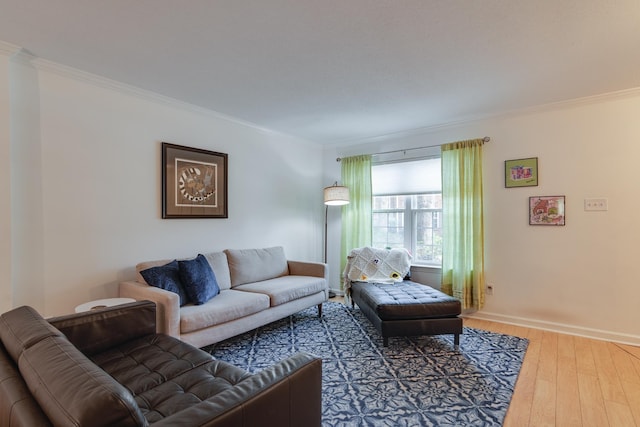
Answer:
[529, 196, 565, 226]
[162, 142, 228, 218]
[505, 157, 538, 188]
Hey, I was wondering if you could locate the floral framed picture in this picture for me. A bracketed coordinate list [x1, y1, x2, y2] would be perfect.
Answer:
[529, 196, 565, 226]
[162, 142, 228, 218]
[505, 157, 538, 188]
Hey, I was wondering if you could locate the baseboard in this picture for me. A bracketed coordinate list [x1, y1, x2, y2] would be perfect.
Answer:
[463, 311, 640, 347]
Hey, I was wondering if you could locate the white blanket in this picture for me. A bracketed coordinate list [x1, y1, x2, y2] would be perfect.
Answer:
[342, 247, 412, 304]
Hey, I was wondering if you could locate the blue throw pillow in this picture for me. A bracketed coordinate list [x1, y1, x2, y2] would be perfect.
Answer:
[140, 260, 190, 306]
[179, 254, 220, 305]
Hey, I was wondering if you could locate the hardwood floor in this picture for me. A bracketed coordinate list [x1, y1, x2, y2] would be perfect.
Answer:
[328, 297, 640, 426]
[463, 317, 640, 427]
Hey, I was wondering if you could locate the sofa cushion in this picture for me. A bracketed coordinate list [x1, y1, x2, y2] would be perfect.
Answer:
[91, 334, 235, 394]
[179, 290, 270, 334]
[140, 259, 190, 306]
[203, 251, 232, 291]
[225, 246, 289, 287]
[19, 334, 146, 427]
[134, 359, 250, 423]
[179, 254, 221, 305]
[91, 334, 251, 423]
[0, 306, 64, 363]
[233, 275, 327, 306]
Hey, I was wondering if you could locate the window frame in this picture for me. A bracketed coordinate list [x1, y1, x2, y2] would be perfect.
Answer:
[372, 192, 442, 268]
[371, 155, 443, 267]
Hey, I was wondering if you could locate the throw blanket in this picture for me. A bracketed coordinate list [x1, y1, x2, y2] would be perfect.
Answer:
[343, 247, 412, 304]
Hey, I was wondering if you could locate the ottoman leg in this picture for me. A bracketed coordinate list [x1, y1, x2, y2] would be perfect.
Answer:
[383, 336, 389, 347]
[454, 333, 460, 347]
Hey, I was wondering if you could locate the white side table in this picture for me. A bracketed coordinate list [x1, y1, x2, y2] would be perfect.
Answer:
[75, 297, 135, 313]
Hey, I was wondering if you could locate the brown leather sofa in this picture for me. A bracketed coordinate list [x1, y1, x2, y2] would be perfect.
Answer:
[0, 300, 322, 427]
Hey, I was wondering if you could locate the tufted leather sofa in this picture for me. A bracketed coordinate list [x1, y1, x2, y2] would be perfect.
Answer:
[0, 300, 322, 427]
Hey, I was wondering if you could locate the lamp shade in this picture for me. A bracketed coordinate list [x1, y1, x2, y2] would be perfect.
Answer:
[324, 185, 350, 206]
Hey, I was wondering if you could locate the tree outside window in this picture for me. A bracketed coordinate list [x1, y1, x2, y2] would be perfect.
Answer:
[372, 193, 442, 266]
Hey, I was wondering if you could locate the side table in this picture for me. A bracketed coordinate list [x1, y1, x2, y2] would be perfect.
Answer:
[74, 297, 136, 313]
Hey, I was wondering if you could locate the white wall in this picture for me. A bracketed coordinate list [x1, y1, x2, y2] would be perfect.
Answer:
[327, 90, 640, 345]
[0, 47, 13, 314]
[3, 41, 638, 344]
[10, 52, 46, 312]
[2, 50, 324, 317]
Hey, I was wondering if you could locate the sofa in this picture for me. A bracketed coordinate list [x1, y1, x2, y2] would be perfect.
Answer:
[119, 246, 328, 348]
[0, 300, 322, 427]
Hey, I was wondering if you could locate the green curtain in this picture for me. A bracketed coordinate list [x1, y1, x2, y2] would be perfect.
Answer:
[340, 155, 372, 288]
[441, 139, 485, 310]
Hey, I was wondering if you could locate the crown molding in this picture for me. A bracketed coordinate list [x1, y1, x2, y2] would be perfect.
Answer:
[24, 55, 312, 143]
[497, 86, 640, 120]
[331, 86, 640, 148]
[5, 38, 638, 148]
[3, 40, 315, 144]
[0, 40, 22, 56]
[31, 57, 253, 124]
[9, 49, 37, 66]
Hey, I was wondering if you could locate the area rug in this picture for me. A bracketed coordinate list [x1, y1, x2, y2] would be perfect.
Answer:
[203, 301, 528, 427]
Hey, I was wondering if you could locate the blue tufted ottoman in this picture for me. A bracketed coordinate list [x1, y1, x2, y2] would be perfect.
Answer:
[350, 280, 462, 346]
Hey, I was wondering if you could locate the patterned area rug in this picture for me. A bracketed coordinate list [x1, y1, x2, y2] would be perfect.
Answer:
[203, 301, 528, 427]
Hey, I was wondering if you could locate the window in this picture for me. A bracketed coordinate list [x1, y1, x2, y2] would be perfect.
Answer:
[371, 157, 442, 266]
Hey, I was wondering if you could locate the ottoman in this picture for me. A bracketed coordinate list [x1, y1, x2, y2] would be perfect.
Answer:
[350, 280, 462, 346]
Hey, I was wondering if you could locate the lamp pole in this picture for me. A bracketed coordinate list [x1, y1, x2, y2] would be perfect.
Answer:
[324, 204, 329, 263]
[323, 183, 350, 298]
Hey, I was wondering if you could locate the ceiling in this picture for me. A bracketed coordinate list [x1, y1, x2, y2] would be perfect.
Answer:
[1, 1, 639, 145]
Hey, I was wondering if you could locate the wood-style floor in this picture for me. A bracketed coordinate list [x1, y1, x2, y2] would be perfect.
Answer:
[463, 317, 640, 427]
[329, 297, 640, 426]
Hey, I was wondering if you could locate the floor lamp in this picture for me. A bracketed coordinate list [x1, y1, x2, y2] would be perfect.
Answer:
[324, 183, 350, 298]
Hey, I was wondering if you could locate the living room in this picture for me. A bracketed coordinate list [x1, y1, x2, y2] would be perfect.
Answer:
[1, 2, 639, 425]
[2, 2, 639, 347]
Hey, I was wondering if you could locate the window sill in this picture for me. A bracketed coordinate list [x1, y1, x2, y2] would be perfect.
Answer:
[410, 264, 442, 271]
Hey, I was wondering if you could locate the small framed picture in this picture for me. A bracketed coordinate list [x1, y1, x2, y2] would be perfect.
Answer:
[529, 196, 565, 226]
[505, 157, 538, 188]
[162, 142, 228, 218]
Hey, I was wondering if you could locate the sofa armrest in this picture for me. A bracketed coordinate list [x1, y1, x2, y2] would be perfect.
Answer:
[288, 260, 328, 281]
[0, 344, 52, 427]
[152, 352, 322, 427]
[119, 280, 181, 338]
[47, 301, 156, 355]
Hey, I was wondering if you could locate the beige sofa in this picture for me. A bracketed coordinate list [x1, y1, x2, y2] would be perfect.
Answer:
[119, 247, 328, 348]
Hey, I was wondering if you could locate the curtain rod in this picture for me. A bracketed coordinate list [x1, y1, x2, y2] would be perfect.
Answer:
[336, 136, 490, 162]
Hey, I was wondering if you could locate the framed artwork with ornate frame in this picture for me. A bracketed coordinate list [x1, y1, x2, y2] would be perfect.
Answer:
[162, 142, 228, 218]
[529, 196, 565, 226]
[505, 157, 538, 188]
